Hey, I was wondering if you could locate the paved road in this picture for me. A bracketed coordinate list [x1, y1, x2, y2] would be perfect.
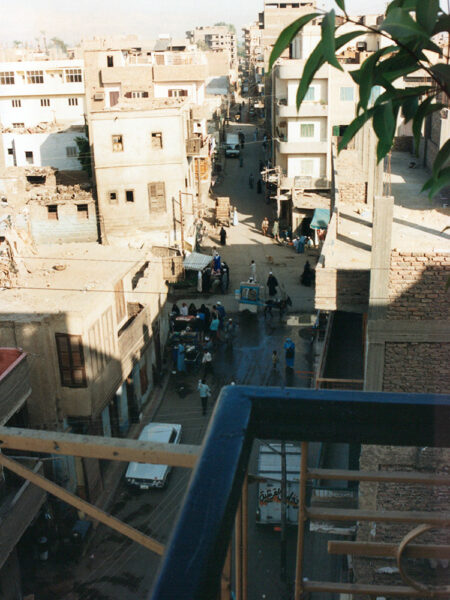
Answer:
[67, 120, 341, 600]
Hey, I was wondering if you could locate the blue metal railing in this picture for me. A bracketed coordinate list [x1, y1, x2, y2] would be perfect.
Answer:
[150, 386, 450, 600]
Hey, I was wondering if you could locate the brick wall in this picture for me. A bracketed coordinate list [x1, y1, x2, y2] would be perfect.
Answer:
[338, 181, 367, 204]
[387, 251, 450, 320]
[392, 135, 413, 153]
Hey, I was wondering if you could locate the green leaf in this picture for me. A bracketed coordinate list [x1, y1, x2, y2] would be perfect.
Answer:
[430, 64, 450, 95]
[401, 96, 419, 122]
[386, 0, 418, 14]
[337, 107, 376, 152]
[416, 0, 439, 34]
[412, 97, 445, 153]
[433, 139, 450, 179]
[422, 167, 450, 199]
[357, 46, 398, 110]
[268, 12, 321, 71]
[433, 13, 450, 35]
[321, 10, 342, 71]
[335, 0, 346, 11]
[373, 101, 396, 162]
[381, 8, 429, 41]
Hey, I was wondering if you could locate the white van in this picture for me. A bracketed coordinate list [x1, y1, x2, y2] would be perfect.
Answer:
[125, 423, 182, 489]
[225, 133, 240, 158]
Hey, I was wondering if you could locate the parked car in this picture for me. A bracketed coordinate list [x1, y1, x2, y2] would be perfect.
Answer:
[125, 423, 182, 489]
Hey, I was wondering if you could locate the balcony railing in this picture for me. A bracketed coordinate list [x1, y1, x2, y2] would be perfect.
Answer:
[151, 386, 450, 600]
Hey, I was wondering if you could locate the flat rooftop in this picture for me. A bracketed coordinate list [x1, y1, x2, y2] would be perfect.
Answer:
[323, 152, 450, 270]
[0, 243, 148, 319]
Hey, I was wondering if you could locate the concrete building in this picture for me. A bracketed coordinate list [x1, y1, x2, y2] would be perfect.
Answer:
[242, 21, 264, 97]
[0, 239, 171, 500]
[187, 26, 237, 69]
[0, 348, 47, 600]
[0, 59, 87, 169]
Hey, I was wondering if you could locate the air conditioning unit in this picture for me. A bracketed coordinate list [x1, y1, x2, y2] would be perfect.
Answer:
[93, 92, 104, 101]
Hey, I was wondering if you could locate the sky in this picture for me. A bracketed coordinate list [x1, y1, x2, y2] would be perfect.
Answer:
[0, 0, 394, 46]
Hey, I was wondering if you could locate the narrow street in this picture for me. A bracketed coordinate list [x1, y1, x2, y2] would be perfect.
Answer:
[67, 120, 334, 600]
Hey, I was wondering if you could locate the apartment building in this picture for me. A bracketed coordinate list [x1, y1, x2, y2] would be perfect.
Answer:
[187, 26, 237, 69]
[242, 21, 264, 96]
[0, 59, 86, 170]
[83, 40, 212, 248]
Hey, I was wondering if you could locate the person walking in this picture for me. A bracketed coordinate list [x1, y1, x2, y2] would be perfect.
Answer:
[249, 173, 254, 189]
[257, 179, 262, 194]
[209, 314, 220, 340]
[180, 302, 188, 316]
[261, 217, 269, 236]
[220, 226, 227, 246]
[272, 350, 279, 370]
[250, 260, 256, 281]
[233, 207, 239, 226]
[272, 219, 280, 242]
[267, 271, 278, 297]
[177, 342, 186, 372]
[284, 338, 295, 371]
[202, 350, 213, 377]
[198, 379, 211, 416]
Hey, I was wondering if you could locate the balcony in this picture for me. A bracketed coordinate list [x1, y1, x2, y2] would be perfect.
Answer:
[186, 136, 209, 157]
[276, 59, 329, 80]
[151, 386, 450, 599]
[276, 101, 328, 118]
[0, 349, 31, 425]
[276, 139, 328, 155]
[0, 461, 46, 570]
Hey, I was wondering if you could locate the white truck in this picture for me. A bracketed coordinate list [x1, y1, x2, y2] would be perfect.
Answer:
[224, 133, 240, 158]
[256, 443, 301, 525]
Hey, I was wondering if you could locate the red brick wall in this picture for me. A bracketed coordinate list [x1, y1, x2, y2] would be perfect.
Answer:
[338, 181, 367, 204]
[387, 251, 450, 321]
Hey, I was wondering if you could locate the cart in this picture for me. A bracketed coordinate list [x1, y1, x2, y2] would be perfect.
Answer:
[215, 196, 231, 227]
[235, 282, 264, 313]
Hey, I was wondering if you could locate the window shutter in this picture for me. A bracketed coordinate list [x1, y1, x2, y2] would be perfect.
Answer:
[148, 182, 166, 213]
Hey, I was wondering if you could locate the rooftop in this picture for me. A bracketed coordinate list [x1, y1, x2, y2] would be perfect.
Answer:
[0, 243, 149, 319]
[322, 152, 450, 271]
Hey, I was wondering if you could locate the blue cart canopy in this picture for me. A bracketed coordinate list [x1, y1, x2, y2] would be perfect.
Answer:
[310, 208, 330, 229]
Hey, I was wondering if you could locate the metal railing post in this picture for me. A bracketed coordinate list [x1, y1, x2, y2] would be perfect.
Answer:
[242, 473, 248, 600]
[235, 497, 243, 600]
[294, 441, 309, 600]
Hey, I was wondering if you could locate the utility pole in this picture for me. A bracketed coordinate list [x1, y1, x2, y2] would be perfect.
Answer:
[178, 191, 185, 252]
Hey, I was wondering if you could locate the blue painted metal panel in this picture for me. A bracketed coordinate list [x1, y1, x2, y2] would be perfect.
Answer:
[151, 386, 450, 600]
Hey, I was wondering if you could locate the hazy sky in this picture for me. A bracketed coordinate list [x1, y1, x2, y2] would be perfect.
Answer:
[0, 0, 432, 46]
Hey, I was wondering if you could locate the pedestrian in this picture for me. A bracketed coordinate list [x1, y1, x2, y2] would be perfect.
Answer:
[171, 303, 180, 317]
[216, 300, 226, 321]
[177, 342, 186, 372]
[220, 226, 227, 246]
[203, 336, 213, 352]
[272, 350, 279, 370]
[267, 271, 278, 297]
[249, 173, 254, 189]
[284, 338, 295, 370]
[261, 217, 269, 236]
[198, 378, 211, 415]
[180, 302, 188, 316]
[301, 261, 314, 287]
[259, 159, 264, 172]
[213, 251, 221, 272]
[197, 269, 203, 293]
[233, 207, 239, 226]
[220, 261, 230, 293]
[272, 219, 279, 242]
[239, 155, 243, 167]
[257, 179, 262, 194]
[202, 350, 213, 377]
[188, 302, 197, 316]
[209, 314, 220, 340]
[250, 260, 256, 281]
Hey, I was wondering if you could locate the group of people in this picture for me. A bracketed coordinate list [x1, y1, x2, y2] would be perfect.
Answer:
[198, 252, 230, 295]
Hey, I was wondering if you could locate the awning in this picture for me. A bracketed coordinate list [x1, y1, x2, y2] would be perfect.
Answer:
[310, 208, 330, 229]
[183, 252, 212, 271]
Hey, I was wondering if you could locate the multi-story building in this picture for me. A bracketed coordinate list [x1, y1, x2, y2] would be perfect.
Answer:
[242, 21, 264, 97]
[0, 59, 86, 170]
[83, 40, 212, 248]
[187, 26, 237, 69]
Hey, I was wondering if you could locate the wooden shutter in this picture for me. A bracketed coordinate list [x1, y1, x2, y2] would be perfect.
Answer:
[55, 333, 86, 387]
[148, 182, 166, 213]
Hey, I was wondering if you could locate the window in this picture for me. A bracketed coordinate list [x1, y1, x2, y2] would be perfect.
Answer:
[112, 135, 123, 152]
[25, 151, 34, 165]
[40, 98, 50, 107]
[66, 146, 77, 157]
[126, 190, 134, 203]
[300, 123, 315, 137]
[168, 89, 188, 98]
[340, 87, 354, 101]
[55, 333, 87, 387]
[11, 99, 21, 108]
[108, 191, 118, 204]
[304, 87, 315, 101]
[7, 148, 13, 155]
[0, 71, 14, 85]
[107, 55, 114, 67]
[114, 279, 126, 324]
[300, 159, 314, 176]
[151, 132, 163, 149]
[77, 204, 89, 219]
[12, 123, 24, 128]
[148, 182, 166, 212]
[130, 90, 148, 98]
[65, 68, 82, 83]
[27, 70, 44, 84]
[47, 204, 58, 220]
[68, 97, 78, 106]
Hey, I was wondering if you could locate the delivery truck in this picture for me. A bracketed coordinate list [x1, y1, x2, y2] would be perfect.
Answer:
[256, 443, 301, 525]
[224, 133, 240, 158]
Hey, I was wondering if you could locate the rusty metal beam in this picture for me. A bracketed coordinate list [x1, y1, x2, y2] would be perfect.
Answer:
[0, 453, 164, 556]
[307, 468, 450, 486]
[328, 540, 450, 560]
[304, 581, 449, 597]
[0, 426, 200, 468]
[308, 507, 450, 525]
[220, 544, 231, 600]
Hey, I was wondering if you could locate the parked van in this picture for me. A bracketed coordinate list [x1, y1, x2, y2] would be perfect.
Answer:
[225, 133, 240, 158]
[125, 423, 182, 489]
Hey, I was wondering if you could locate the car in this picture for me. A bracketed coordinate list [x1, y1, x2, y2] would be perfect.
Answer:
[125, 423, 182, 489]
